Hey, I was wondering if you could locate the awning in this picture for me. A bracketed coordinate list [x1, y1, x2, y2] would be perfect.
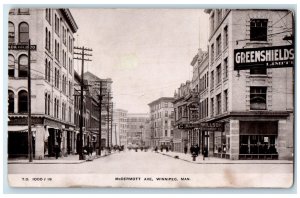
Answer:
[8, 126, 36, 137]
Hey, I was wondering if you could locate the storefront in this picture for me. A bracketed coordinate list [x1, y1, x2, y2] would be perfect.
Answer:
[239, 121, 278, 160]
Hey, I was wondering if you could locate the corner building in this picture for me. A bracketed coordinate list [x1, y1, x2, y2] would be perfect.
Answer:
[8, 9, 78, 159]
[204, 9, 293, 160]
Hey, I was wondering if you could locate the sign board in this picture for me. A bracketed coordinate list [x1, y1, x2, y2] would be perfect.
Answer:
[234, 45, 294, 70]
[178, 122, 224, 131]
[9, 44, 37, 51]
[189, 102, 199, 122]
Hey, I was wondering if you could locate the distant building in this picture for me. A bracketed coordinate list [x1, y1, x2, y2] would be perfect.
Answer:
[148, 97, 174, 148]
[7, 9, 78, 159]
[126, 113, 150, 147]
[113, 109, 128, 146]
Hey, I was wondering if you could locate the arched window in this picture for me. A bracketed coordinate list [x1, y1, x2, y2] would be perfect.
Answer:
[8, 55, 15, 77]
[8, 22, 15, 43]
[18, 54, 28, 77]
[18, 90, 28, 113]
[8, 90, 14, 113]
[19, 22, 29, 43]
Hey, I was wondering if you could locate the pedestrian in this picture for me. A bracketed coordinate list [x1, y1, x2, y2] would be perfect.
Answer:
[54, 143, 60, 159]
[203, 147, 207, 160]
[184, 145, 188, 154]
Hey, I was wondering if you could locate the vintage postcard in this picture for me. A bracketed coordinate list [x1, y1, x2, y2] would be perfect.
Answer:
[6, 7, 294, 188]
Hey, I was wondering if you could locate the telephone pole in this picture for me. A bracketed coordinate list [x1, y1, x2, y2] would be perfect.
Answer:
[74, 46, 92, 160]
[95, 81, 104, 156]
[111, 103, 113, 146]
[107, 92, 110, 148]
[27, 39, 33, 162]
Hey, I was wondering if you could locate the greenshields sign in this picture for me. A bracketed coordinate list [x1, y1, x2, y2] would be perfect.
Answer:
[234, 45, 294, 70]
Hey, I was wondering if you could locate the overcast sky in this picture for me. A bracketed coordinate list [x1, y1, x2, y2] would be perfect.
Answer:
[71, 9, 209, 114]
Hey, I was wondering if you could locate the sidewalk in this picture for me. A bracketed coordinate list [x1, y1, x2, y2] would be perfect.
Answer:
[8, 150, 116, 164]
[157, 151, 293, 164]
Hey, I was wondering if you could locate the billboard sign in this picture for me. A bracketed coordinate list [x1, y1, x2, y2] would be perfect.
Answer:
[178, 122, 224, 131]
[234, 45, 294, 70]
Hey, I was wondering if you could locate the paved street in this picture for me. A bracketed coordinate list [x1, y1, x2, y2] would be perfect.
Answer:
[8, 150, 293, 174]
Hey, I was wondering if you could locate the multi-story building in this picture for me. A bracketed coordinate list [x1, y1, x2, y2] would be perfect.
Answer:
[126, 113, 150, 147]
[7, 9, 78, 159]
[148, 97, 174, 148]
[83, 71, 113, 148]
[113, 109, 128, 147]
[204, 9, 293, 160]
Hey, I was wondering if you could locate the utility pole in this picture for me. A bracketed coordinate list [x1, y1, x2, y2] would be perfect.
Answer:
[74, 46, 92, 160]
[107, 92, 110, 148]
[27, 39, 33, 162]
[96, 81, 104, 156]
[111, 103, 113, 146]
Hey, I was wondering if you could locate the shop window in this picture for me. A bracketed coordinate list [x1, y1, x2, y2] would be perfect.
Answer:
[8, 90, 14, 113]
[19, 22, 29, 43]
[8, 55, 15, 77]
[18, 55, 28, 77]
[8, 22, 15, 43]
[250, 87, 267, 110]
[250, 19, 268, 41]
[18, 90, 28, 113]
[240, 135, 277, 155]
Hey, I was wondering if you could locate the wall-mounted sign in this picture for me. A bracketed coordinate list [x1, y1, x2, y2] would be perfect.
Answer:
[9, 44, 37, 51]
[234, 45, 294, 70]
[189, 102, 199, 122]
[178, 122, 224, 131]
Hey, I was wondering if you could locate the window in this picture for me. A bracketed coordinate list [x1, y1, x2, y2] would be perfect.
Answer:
[18, 55, 28, 77]
[216, 64, 221, 84]
[8, 55, 15, 77]
[69, 81, 72, 96]
[55, 14, 59, 35]
[216, 94, 221, 115]
[8, 22, 15, 43]
[19, 22, 29, 43]
[210, 44, 214, 62]
[45, 93, 48, 114]
[45, 59, 48, 80]
[8, 91, 14, 113]
[210, 70, 214, 89]
[210, 13, 215, 34]
[250, 19, 268, 41]
[250, 87, 267, 110]
[47, 61, 51, 82]
[223, 58, 228, 80]
[48, 94, 50, 115]
[45, 9, 51, 24]
[211, 97, 214, 116]
[216, 34, 222, 56]
[164, 102, 168, 108]
[217, 9, 222, 24]
[224, 89, 228, 112]
[18, 9, 29, 15]
[18, 90, 28, 113]
[250, 68, 267, 75]
[48, 31, 51, 52]
[224, 25, 228, 48]
[165, 130, 168, 137]
[45, 28, 48, 49]
[165, 111, 168, 117]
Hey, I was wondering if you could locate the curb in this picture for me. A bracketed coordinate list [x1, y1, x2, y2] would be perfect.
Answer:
[158, 152, 293, 165]
[8, 152, 116, 165]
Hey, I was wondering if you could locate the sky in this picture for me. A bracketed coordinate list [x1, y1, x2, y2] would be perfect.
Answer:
[70, 9, 209, 114]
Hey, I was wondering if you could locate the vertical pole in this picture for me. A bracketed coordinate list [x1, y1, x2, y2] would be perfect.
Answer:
[28, 39, 33, 162]
[115, 124, 117, 146]
[98, 81, 102, 156]
[107, 91, 110, 148]
[79, 47, 85, 160]
[111, 103, 113, 146]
